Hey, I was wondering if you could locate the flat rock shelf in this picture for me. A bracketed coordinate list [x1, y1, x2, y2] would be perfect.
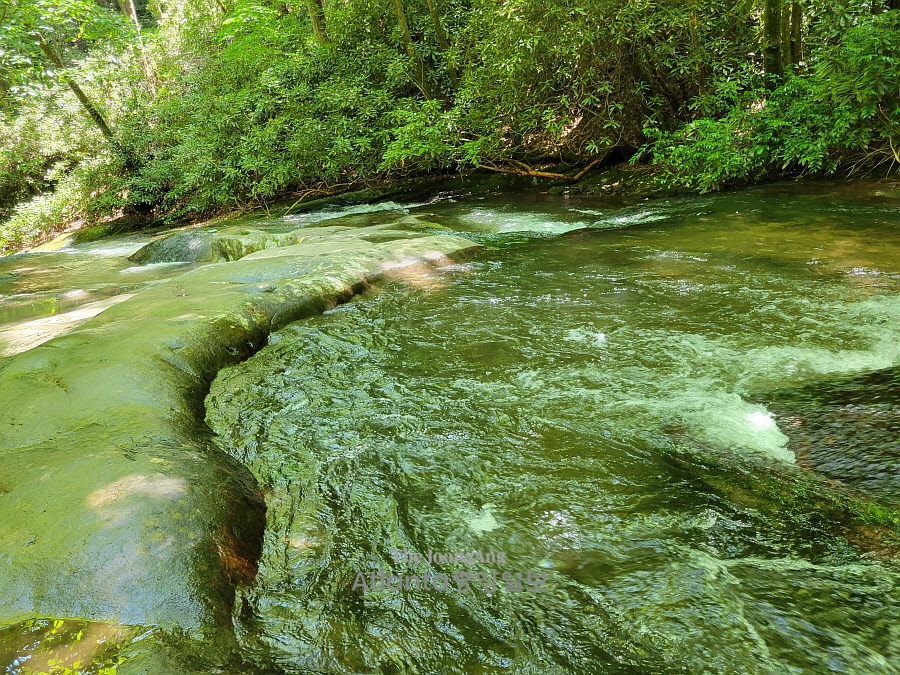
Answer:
[0, 222, 479, 658]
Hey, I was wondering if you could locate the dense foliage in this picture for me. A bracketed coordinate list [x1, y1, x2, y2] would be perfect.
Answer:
[652, 5, 900, 190]
[1, 0, 899, 251]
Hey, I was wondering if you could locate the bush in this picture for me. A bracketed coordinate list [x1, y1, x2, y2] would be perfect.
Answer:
[1, 0, 898, 240]
[650, 12, 900, 191]
[0, 156, 117, 254]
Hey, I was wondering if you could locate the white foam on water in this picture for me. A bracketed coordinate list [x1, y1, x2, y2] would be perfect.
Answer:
[457, 208, 589, 234]
[564, 327, 608, 344]
[120, 261, 191, 274]
[746, 411, 775, 429]
[569, 204, 685, 226]
[465, 503, 499, 533]
[735, 294, 900, 391]
[494, 296, 900, 464]
[594, 208, 671, 227]
[80, 242, 150, 257]
[677, 395, 792, 462]
[283, 200, 424, 226]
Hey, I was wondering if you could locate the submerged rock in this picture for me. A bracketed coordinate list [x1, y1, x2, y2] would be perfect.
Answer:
[0, 225, 480, 636]
[765, 366, 900, 503]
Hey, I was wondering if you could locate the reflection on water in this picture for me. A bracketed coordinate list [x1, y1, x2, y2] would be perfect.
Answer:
[0, 237, 194, 356]
[0, 619, 138, 675]
[0, 294, 136, 356]
[206, 184, 900, 674]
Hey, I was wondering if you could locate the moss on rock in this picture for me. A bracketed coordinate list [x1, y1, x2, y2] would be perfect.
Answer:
[0, 224, 481, 633]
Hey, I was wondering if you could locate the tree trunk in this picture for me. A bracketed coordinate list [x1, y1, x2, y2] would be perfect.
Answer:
[425, 0, 458, 86]
[37, 34, 114, 140]
[0, 72, 9, 116]
[781, 0, 791, 67]
[889, 0, 900, 10]
[393, 0, 415, 60]
[425, 0, 449, 52]
[305, 0, 327, 42]
[120, 0, 157, 92]
[689, 0, 706, 99]
[120, 0, 142, 34]
[789, 3, 802, 68]
[763, 0, 784, 87]
[392, 0, 432, 99]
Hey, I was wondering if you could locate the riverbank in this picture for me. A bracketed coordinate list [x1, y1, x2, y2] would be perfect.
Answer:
[2, 159, 723, 257]
[9, 161, 900, 260]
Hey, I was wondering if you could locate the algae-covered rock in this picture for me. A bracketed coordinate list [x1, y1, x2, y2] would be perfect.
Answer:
[129, 217, 458, 266]
[129, 230, 216, 264]
[29, 217, 154, 254]
[28, 231, 78, 252]
[129, 225, 344, 264]
[0, 226, 481, 632]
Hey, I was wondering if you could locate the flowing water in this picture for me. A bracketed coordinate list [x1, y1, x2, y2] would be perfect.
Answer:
[0, 235, 193, 356]
[3, 181, 900, 674]
[205, 182, 900, 674]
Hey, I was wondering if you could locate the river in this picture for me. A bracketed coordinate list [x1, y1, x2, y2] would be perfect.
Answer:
[2, 180, 900, 674]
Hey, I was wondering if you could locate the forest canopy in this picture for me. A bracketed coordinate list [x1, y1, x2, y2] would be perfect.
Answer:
[1, 0, 899, 252]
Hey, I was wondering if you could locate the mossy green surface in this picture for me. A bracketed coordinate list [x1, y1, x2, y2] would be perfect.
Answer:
[0, 224, 481, 634]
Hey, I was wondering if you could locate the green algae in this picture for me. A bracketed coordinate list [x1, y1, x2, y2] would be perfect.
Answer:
[127, 220, 446, 265]
[0, 220, 480, 651]
[204, 186, 900, 674]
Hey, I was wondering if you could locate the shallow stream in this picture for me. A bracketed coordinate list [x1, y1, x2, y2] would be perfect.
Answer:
[3, 180, 900, 674]
[208, 182, 900, 674]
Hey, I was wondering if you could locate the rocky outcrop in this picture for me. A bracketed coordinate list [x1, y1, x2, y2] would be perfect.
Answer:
[0, 224, 480, 637]
[127, 220, 438, 265]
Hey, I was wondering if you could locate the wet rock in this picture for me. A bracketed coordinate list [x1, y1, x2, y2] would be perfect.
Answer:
[28, 231, 78, 252]
[0, 227, 481, 631]
[765, 366, 900, 503]
[29, 217, 154, 254]
[129, 230, 216, 264]
[129, 220, 464, 266]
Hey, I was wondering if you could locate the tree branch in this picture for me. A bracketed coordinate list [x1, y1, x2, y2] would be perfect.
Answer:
[36, 34, 114, 140]
[480, 157, 604, 182]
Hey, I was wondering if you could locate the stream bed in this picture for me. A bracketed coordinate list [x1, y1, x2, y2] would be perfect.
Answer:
[3, 180, 900, 674]
[207, 182, 900, 674]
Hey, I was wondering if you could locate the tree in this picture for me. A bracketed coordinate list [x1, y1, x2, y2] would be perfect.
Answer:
[392, 0, 431, 98]
[789, 2, 803, 67]
[764, 0, 784, 85]
[425, 0, 457, 87]
[36, 33, 113, 138]
[305, 0, 327, 42]
[120, 0, 142, 32]
[0, 0, 126, 138]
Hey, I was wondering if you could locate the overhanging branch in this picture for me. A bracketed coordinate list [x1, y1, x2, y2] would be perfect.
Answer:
[479, 156, 604, 182]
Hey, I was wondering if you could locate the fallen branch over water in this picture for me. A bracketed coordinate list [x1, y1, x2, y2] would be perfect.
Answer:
[282, 183, 357, 217]
[479, 157, 603, 182]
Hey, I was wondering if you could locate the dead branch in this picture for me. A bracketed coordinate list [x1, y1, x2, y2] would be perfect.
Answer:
[480, 157, 604, 182]
[571, 158, 604, 181]
[282, 182, 355, 216]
